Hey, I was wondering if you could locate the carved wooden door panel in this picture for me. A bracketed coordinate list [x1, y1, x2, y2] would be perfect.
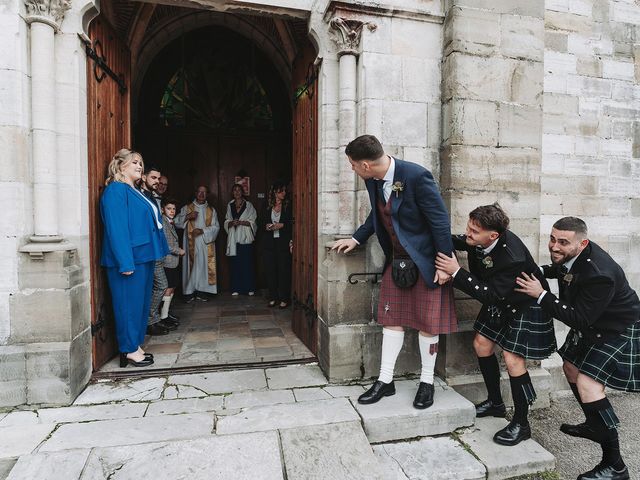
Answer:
[291, 44, 319, 355]
[87, 17, 131, 371]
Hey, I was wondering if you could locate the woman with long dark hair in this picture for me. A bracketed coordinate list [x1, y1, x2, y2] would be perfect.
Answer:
[261, 181, 292, 308]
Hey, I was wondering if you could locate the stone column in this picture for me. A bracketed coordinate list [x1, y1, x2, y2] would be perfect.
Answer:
[330, 17, 369, 235]
[439, 0, 551, 409]
[1, 0, 91, 408]
[23, 0, 70, 243]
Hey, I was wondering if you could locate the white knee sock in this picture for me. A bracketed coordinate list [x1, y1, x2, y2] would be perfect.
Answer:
[419, 334, 439, 384]
[378, 328, 405, 384]
[160, 294, 173, 320]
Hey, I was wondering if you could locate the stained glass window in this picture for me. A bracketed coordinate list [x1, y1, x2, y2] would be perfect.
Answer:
[158, 46, 274, 131]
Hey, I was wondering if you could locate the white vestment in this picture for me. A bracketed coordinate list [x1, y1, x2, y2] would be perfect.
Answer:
[174, 201, 220, 295]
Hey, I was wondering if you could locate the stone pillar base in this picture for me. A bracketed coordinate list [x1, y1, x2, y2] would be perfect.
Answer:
[318, 318, 422, 383]
[0, 332, 91, 407]
[1, 246, 92, 407]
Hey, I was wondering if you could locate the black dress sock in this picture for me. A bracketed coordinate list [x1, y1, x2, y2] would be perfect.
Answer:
[478, 354, 503, 405]
[509, 372, 536, 425]
[583, 398, 625, 470]
[568, 382, 587, 421]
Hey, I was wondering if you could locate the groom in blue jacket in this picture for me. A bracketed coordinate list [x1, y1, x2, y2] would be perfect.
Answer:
[333, 135, 457, 409]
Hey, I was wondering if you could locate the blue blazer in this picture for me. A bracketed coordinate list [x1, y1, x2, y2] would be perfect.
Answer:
[353, 158, 454, 288]
[100, 182, 170, 273]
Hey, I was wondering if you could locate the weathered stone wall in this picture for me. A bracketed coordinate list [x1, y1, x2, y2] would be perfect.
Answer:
[541, 0, 640, 288]
[0, 0, 32, 346]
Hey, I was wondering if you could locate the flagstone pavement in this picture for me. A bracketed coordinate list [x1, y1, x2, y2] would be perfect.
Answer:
[0, 364, 558, 480]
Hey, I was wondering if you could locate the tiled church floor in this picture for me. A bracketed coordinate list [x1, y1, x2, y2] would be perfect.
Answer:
[99, 293, 315, 372]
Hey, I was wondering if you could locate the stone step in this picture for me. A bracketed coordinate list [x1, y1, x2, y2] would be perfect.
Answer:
[352, 379, 476, 443]
[460, 417, 556, 480]
[373, 436, 486, 480]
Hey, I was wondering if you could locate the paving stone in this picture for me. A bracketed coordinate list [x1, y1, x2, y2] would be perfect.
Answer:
[293, 387, 332, 402]
[167, 369, 266, 394]
[0, 459, 17, 480]
[79, 432, 283, 480]
[0, 411, 39, 427]
[280, 422, 384, 480]
[225, 389, 295, 410]
[460, 417, 556, 479]
[73, 378, 165, 405]
[373, 437, 486, 480]
[0, 424, 56, 459]
[145, 396, 224, 416]
[37, 403, 148, 424]
[163, 385, 208, 400]
[6, 450, 90, 480]
[323, 385, 367, 399]
[353, 380, 475, 443]
[40, 413, 214, 452]
[266, 365, 327, 389]
[216, 398, 359, 435]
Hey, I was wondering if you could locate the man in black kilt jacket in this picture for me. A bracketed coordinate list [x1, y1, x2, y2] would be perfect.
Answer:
[333, 135, 458, 410]
[435, 204, 556, 446]
[516, 217, 640, 480]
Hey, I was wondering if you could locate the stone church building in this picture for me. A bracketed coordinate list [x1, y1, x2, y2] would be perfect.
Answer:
[1, 0, 639, 407]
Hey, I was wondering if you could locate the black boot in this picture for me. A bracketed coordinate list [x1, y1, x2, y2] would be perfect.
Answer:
[561, 382, 597, 441]
[477, 354, 505, 417]
[358, 380, 396, 405]
[493, 372, 535, 446]
[579, 398, 627, 478]
[413, 382, 434, 409]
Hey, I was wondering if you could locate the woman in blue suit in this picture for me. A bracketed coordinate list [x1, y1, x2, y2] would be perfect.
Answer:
[100, 149, 169, 367]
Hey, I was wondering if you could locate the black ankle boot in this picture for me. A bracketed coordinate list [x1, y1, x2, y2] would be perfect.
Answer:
[413, 382, 434, 409]
[358, 380, 396, 405]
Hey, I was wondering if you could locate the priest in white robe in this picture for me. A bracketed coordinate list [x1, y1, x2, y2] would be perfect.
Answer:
[174, 185, 220, 299]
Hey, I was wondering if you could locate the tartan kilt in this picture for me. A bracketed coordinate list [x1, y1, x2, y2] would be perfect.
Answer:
[559, 321, 640, 392]
[475, 305, 556, 360]
[377, 268, 458, 334]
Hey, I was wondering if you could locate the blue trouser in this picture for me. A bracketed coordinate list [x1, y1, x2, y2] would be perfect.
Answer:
[106, 261, 155, 353]
[230, 243, 256, 294]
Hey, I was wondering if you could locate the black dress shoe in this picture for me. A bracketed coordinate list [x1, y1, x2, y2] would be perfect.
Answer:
[358, 380, 396, 404]
[475, 399, 507, 418]
[493, 420, 531, 446]
[119, 353, 154, 368]
[146, 323, 169, 336]
[157, 320, 177, 331]
[413, 382, 435, 409]
[161, 318, 179, 328]
[560, 422, 598, 442]
[144, 353, 154, 359]
[167, 313, 180, 321]
[578, 464, 630, 480]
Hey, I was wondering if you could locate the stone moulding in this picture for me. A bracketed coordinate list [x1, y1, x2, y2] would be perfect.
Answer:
[24, 0, 71, 30]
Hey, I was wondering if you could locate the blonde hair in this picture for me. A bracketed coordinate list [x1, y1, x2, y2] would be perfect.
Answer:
[105, 149, 144, 186]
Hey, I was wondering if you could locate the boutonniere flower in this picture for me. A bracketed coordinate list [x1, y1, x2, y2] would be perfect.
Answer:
[391, 181, 404, 198]
[563, 273, 574, 285]
[482, 256, 494, 269]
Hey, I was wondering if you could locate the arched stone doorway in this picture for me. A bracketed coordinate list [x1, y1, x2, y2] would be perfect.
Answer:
[86, 4, 319, 373]
[135, 25, 292, 293]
